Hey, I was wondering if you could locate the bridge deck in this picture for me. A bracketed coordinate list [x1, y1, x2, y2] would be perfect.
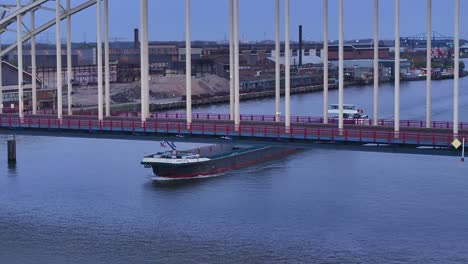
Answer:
[17, 110, 468, 130]
[0, 114, 466, 149]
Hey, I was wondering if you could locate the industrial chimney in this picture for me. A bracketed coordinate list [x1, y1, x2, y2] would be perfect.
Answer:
[299, 25, 303, 66]
[134, 28, 140, 49]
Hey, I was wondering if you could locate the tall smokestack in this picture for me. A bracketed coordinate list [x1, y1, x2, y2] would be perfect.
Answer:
[134, 28, 139, 49]
[299, 25, 303, 66]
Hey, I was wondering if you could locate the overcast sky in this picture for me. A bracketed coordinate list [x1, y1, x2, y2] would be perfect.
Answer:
[2, 0, 467, 44]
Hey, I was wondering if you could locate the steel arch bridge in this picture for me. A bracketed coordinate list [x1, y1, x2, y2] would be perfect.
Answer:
[0, 0, 97, 57]
[0, 0, 466, 153]
[1, 0, 103, 121]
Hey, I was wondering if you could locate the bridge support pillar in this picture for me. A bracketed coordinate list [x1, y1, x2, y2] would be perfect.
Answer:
[7, 136, 16, 164]
[67, 0, 73, 116]
[373, 0, 379, 126]
[104, 0, 110, 117]
[394, 0, 400, 134]
[323, 0, 329, 124]
[186, 0, 192, 128]
[17, 0, 24, 121]
[454, 0, 460, 137]
[275, 0, 281, 122]
[234, 0, 240, 131]
[56, 0, 63, 120]
[31, 10, 37, 115]
[285, 0, 291, 133]
[426, 0, 432, 128]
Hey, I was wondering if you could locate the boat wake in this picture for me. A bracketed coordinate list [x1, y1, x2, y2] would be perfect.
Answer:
[152, 173, 224, 181]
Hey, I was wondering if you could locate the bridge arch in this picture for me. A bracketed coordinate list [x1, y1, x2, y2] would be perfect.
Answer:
[0, 0, 97, 57]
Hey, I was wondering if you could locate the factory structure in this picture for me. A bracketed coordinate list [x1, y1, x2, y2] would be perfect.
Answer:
[1, 26, 463, 112]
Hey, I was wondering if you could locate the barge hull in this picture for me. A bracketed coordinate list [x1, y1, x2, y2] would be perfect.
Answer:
[151, 147, 297, 179]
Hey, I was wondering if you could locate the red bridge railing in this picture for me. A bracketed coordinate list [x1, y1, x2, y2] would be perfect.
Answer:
[12, 110, 468, 130]
[1, 115, 465, 148]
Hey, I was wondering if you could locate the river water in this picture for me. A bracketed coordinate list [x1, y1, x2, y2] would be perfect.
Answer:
[1, 76, 468, 263]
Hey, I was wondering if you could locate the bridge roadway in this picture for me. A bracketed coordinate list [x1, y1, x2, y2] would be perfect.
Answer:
[15, 110, 468, 130]
[0, 113, 466, 157]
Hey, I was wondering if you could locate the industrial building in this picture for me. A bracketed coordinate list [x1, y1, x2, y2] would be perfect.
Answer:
[0, 61, 55, 111]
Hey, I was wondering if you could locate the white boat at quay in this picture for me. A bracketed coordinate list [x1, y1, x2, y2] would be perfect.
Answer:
[328, 104, 370, 125]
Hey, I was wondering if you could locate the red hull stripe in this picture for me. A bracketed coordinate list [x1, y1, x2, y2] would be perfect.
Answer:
[157, 149, 299, 179]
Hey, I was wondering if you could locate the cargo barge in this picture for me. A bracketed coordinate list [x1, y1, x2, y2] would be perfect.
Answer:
[141, 143, 298, 180]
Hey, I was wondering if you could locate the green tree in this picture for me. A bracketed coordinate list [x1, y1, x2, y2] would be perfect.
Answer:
[413, 61, 426, 68]
[446, 60, 465, 69]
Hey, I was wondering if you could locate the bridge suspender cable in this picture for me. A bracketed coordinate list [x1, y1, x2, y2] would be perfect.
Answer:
[104, 0, 110, 117]
[394, 0, 400, 135]
[186, 0, 192, 129]
[56, 0, 63, 120]
[454, 0, 460, 137]
[426, 0, 432, 128]
[323, 0, 329, 124]
[338, 0, 344, 133]
[275, 0, 281, 123]
[0, 35, 3, 114]
[17, 0, 24, 121]
[229, 0, 235, 121]
[285, 0, 291, 133]
[234, 0, 240, 131]
[373, 0, 379, 126]
[67, 0, 73, 116]
[97, 0, 103, 122]
[31, 9, 37, 115]
[140, 0, 149, 123]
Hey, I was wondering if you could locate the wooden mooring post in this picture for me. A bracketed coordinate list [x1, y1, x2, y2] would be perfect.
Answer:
[7, 135, 16, 164]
